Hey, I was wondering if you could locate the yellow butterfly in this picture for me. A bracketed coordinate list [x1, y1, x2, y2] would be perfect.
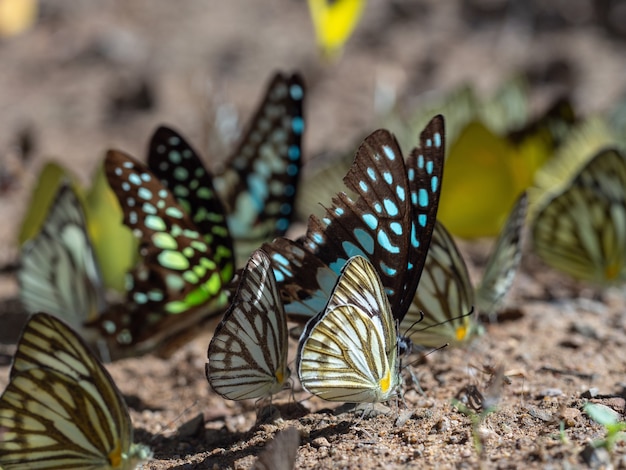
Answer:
[307, 0, 366, 59]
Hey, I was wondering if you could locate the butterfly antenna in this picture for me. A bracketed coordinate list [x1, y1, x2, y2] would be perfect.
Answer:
[403, 343, 449, 371]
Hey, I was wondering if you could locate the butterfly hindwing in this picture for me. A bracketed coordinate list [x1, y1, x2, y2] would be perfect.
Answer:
[297, 256, 400, 403]
[206, 250, 289, 400]
[532, 149, 626, 284]
[0, 313, 150, 469]
[18, 184, 106, 328]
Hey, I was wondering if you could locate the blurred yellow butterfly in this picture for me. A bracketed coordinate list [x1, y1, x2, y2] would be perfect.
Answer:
[307, 0, 366, 59]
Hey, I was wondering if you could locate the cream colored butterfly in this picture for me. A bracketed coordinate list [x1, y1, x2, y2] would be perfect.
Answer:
[401, 193, 527, 348]
[0, 312, 151, 469]
[206, 249, 290, 400]
[297, 255, 400, 403]
[531, 149, 626, 284]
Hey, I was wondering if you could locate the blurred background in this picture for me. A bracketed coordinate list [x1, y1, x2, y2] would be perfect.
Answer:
[1, 0, 626, 289]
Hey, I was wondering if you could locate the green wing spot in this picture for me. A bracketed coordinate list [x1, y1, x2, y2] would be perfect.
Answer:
[165, 206, 184, 219]
[145, 215, 166, 231]
[197, 187, 213, 200]
[207, 271, 222, 295]
[190, 240, 207, 253]
[193, 264, 207, 278]
[174, 166, 189, 181]
[216, 245, 233, 261]
[165, 273, 185, 291]
[152, 232, 177, 250]
[183, 270, 199, 284]
[212, 225, 229, 237]
[159, 251, 190, 270]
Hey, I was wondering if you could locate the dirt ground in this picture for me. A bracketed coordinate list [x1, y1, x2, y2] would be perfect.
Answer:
[1, 1, 626, 468]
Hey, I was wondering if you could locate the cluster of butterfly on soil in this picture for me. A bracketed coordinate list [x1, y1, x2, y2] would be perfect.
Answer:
[1, 68, 625, 469]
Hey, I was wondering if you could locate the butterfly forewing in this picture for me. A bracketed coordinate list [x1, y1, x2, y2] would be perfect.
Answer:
[147, 126, 234, 272]
[0, 313, 150, 469]
[532, 149, 626, 284]
[100, 150, 232, 349]
[214, 72, 305, 242]
[297, 256, 400, 403]
[18, 185, 107, 329]
[476, 192, 528, 316]
[207, 250, 289, 400]
[402, 221, 475, 348]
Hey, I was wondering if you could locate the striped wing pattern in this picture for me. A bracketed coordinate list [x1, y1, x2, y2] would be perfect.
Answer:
[532, 149, 626, 284]
[401, 221, 475, 348]
[476, 192, 528, 316]
[96, 150, 232, 350]
[297, 256, 400, 403]
[206, 250, 289, 400]
[213, 72, 305, 242]
[0, 313, 150, 469]
[18, 185, 107, 329]
[266, 116, 445, 323]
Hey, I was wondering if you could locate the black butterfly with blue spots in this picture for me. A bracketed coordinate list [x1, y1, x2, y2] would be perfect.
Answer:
[264, 115, 445, 322]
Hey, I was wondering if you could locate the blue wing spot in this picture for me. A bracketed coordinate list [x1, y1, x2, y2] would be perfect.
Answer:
[417, 154, 424, 168]
[322, 217, 331, 226]
[362, 213, 378, 230]
[272, 253, 289, 267]
[115, 167, 123, 176]
[287, 163, 299, 177]
[129, 173, 142, 186]
[407, 168, 415, 182]
[411, 192, 417, 205]
[288, 145, 300, 160]
[390, 222, 403, 235]
[383, 171, 392, 184]
[329, 258, 347, 274]
[367, 167, 377, 181]
[418, 213, 427, 227]
[273, 269, 285, 282]
[167, 136, 181, 146]
[140, 172, 151, 182]
[280, 203, 292, 215]
[373, 202, 383, 214]
[377, 230, 400, 254]
[359, 180, 369, 192]
[426, 161, 433, 174]
[419, 188, 429, 207]
[276, 218, 289, 232]
[121, 182, 131, 192]
[284, 184, 295, 197]
[379, 261, 397, 276]
[431, 176, 439, 192]
[426, 138, 432, 147]
[247, 174, 268, 211]
[342, 240, 367, 258]
[334, 207, 344, 216]
[158, 189, 168, 199]
[434, 132, 442, 148]
[312, 232, 324, 244]
[291, 116, 304, 135]
[396, 185, 405, 201]
[289, 83, 304, 100]
[353, 229, 374, 254]
[382, 145, 396, 161]
[383, 199, 399, 216]
[411, 224, 419, 247]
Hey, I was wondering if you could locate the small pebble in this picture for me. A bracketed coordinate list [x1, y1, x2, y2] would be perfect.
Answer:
[581, 388, 600, 398]
[312, 437, 330, 448]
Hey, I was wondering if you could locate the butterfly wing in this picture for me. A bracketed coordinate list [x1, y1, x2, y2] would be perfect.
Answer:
[401, 221, 475, 348]
[213, 72, 305, 243]
[18, 185, 107, 328]
[475, 192, 528, 317]
[272, 116, 444, 323]
[297, 256, 400, 403]
[206, 250, 289, 400]
[147, 126, 234, 273]
[532, 149, 626, 284]
[0, 313, 150, 469]
[96, 150, 232, 353]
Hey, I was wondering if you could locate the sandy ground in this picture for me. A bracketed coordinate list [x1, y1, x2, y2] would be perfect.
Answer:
[1, 1, 626, 468]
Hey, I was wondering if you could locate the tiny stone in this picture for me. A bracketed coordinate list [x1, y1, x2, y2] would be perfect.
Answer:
[580, 443, 612, 468]
[312, 437, 330, 448]
[560, 408, 581, 427]
[538, 388, 563, 398]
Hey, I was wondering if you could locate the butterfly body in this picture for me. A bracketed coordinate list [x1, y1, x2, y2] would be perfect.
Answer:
[297, 256, 400, 403]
